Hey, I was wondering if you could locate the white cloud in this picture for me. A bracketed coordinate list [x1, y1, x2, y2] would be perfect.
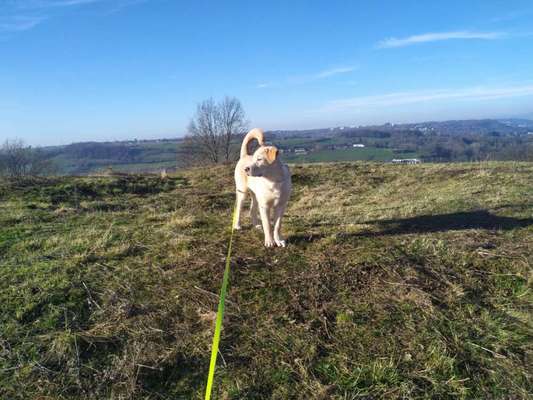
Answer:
[30, 0, 147, 12]
[256, 65, 357, 89]
[0, 16, 45, 32]
[17, 0, 105, 8]
[322, 84, 533, 111]
[377, 31, 506, 48]
[50, 0, 103, 5]
[313, 66, 357, 79]
[0, 0, 146, 34]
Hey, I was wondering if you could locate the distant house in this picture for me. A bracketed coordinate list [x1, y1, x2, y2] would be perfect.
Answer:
[160, 167, 178, 177]
[352, 144, 365, 148]
[294, 148, 308, 155]
[391, 158, 421, 164]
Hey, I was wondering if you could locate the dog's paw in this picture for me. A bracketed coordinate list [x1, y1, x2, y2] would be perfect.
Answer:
[275, 239, 286, 247]
[233, 224, 242, 231]
[264, 239, 276, 248]
[254, 224, 263, 230]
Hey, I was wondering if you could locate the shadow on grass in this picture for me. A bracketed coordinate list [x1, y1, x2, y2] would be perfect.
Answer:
[138, 354, 206, 398]
[289, 210, 533, 244]
[367, 210, 533, 235]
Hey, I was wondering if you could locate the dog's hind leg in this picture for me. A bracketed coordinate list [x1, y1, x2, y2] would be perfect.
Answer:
[234, 190, 247, 230]
[249, 193, 261, 229]
[273, 204, 287, 247]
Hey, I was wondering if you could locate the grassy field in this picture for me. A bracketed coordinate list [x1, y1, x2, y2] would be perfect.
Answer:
[48, 142, 179, 175]
[0, 162, 532, 399]
[44, 138, 420, 175]
[283, 148, 418, 163]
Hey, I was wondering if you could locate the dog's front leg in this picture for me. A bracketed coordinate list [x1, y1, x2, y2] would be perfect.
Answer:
[259, 205, 275, 247]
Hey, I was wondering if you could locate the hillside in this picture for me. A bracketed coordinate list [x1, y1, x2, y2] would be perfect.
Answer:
[1, 162, 532, 399]
[43, 140, 181, 175]
[33, 118, 533, 175]
[273, 118, 533, 137]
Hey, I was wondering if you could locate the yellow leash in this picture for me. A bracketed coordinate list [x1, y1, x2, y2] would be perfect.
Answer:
[204, 205, 238, 400]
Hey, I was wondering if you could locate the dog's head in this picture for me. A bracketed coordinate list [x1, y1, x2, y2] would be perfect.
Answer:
[245, 145, 279, 177]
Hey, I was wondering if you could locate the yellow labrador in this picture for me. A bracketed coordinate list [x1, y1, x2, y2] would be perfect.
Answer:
[234, 128, 291, 247]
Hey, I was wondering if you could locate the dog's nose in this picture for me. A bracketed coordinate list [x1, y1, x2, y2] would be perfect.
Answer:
[244, 166, 250, 172]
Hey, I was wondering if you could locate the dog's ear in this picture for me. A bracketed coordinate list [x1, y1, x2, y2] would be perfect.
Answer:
[265, 146, 278, 163]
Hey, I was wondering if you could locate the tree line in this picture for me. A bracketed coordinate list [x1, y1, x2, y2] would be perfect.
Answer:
[339, 129, 532, 162]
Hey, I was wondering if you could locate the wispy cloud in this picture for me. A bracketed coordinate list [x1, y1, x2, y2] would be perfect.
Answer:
[377, 31, 506, 48]
[258, 65, 357, 89]
[0, 15, 45, 32]
[0, 0, 146, 34]
[26, 0, 147, 13]
[256, 82, 273, 89]
[322, 84, 533, 111]
[16, 0, 105, 9]
[312, 66, 357, 79]
[103, 0, 149, 15]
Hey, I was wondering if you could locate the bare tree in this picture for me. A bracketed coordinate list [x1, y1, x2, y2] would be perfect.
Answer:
[219, 97, 248, 162]
[187, 98, 221, 164]
[183, 97, 248, 165]
[0, 139, 56, 178]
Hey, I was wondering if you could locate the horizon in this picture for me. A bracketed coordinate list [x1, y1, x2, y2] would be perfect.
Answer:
[32, 115, 533, 149]
[1, 0, 533, 146]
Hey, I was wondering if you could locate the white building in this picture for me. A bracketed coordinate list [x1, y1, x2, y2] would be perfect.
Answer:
[391, 158, 421, 164]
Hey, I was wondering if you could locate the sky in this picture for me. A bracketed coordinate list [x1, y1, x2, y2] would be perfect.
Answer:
[1, 0, 533, 146]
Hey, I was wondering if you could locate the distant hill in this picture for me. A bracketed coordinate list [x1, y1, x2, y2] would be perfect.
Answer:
[398, 119, 531, 135]
[41, 139, 184, 175]
[270, 118, 533, 138]
[37, 118, 533, 175]
[497, 118, 533, 129]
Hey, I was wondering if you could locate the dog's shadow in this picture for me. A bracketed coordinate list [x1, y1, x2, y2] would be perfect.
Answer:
[289, 210, 533, 244]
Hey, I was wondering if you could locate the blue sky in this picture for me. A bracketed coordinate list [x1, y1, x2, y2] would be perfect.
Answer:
[1, 0, 533, 146]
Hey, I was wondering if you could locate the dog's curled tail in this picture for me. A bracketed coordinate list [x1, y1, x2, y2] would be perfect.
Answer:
[240, 128, 264, 158]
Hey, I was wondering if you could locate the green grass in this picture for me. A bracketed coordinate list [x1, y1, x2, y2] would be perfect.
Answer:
[105, 160, 178, 173]
[48, 141, 180, 175]
[1, 162, 532, 399]
[284, 148, 413, 163]
[46, 138, 419, 175]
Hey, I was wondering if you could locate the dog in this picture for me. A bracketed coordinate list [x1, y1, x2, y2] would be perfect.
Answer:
[234, 128, 291, 247]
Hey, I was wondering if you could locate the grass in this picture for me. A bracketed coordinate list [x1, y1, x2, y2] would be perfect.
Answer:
[283, 148, 416, 163]
[46, 137, 420, 175]
[48, 141, 180, 175]
[0, 161, 532, 399]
